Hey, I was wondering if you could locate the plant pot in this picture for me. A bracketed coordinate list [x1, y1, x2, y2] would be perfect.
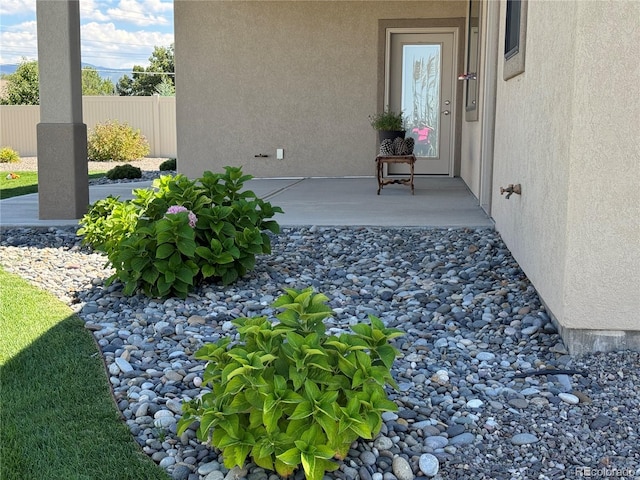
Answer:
[378, 130, 406, 143]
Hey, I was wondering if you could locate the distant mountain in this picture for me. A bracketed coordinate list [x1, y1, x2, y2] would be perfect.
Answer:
[0, 64, 19, 76]
[0, 63, 132, 85]
[82, 63, 132, 85]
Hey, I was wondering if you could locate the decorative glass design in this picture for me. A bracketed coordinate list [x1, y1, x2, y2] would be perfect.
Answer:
[401, 44, 441, 158]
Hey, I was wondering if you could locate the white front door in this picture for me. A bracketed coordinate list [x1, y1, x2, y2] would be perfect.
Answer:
[386, 29, 457, 175]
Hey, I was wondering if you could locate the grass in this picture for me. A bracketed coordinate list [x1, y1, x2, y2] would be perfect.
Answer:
[0, 267, 170, 480]
[0, 171, 107, 199]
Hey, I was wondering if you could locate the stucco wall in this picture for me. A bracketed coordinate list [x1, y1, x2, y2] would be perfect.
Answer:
[563, 1, 640, 332]
[492, 0, 576, 323]
[492, 0, 640, 345]
[459, 1, 485, 198]
[175, 1, 466, 179]
[460, 122, 481, 197]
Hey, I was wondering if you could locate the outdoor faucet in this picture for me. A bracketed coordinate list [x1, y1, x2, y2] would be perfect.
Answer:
[500, 184, 521, 199]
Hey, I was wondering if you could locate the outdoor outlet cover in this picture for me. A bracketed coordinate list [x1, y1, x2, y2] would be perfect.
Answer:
[276, 149, 284, 160]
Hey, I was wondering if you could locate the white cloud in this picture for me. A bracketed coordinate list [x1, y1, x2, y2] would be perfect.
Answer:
[80, 0, 112, 22]
[0, 20, 38, 64]
[81, 21, 173, 69]
[0, 0, 173, 69]
[0, 0, 35, 16]
[106, 0, 172, 27]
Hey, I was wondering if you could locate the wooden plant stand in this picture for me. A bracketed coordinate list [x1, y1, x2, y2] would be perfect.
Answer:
[375, 155, 416, 195]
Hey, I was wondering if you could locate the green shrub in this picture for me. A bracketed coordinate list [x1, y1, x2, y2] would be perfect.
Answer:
[159, 158, 176, 171]
[0, 147, 20, 163]
[369, 107, 405, 131]
[78, 166, 282, 298]
[87, 120, 150, 162]
[178, 287, 403, 480]
[76, 195, 138, 254]
[105, 164, 142, 180]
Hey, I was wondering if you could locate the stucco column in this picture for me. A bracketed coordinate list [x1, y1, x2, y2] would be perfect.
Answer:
[36, 0, 88, 219]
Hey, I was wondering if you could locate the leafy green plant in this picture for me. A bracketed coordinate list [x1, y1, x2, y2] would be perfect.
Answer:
[87, 120, 150, 162]
[159, 158, 177, 171]
[178, 287, 403, 480]
[369, 107, 405, 131]
[105, 163, 142, 180]
[0, 147, 20, 163]
[77, 195, 138, 253]
[78, 166, 282, 298]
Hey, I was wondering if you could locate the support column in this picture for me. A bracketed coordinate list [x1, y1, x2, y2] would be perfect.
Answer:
[36, 0, 88, 219]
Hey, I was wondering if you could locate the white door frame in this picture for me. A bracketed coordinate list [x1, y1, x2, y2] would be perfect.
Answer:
[479, 0, 500, 214]
[384, 27, 459, 177]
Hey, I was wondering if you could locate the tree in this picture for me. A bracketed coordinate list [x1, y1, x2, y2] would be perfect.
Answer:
[116, 44, 174, 96]
[82, 67, 115, 95]
[114, 72, 135, 96]
[0, 60, 115, 105]
[0, 59, 39, 105]
[155, 77, 175, 96]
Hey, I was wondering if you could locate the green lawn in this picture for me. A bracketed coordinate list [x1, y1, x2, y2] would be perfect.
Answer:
[0, 267, 170, 480]
[0, 171, 106, 199]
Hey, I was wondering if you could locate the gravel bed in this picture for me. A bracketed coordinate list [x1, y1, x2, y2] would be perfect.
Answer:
[1, 226, 638, 480]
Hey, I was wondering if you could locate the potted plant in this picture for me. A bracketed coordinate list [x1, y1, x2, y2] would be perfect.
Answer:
[369, 107, 406, 143]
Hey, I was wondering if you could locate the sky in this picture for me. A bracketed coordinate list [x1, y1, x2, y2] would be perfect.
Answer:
[0, 0, 174, 73]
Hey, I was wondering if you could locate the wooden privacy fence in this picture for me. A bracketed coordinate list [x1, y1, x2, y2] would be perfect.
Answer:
[0, 95, 176, 158]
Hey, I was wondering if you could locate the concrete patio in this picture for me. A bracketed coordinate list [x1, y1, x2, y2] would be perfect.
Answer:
[0, 176, 493, 228]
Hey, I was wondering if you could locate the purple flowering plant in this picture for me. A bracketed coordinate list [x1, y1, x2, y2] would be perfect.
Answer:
[166, 205, 187, 214]
[166, 205, 198, 228]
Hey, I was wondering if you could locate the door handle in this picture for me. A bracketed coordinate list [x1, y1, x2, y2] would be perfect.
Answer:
[442, 110, 450, 115]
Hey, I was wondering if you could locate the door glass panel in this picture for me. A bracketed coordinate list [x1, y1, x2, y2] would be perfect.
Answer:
[401, 44, 441, 158]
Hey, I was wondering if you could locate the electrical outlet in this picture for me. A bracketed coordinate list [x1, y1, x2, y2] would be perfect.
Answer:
[276, 148, 284, 160]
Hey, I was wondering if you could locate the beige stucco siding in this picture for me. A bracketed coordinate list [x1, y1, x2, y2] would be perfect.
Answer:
[563, 1, 640, 331]
[492, 0, 576, 323]
[175, 1, 466, 179]
[459, 105, 481, 197]
[493, 0, 639, 337]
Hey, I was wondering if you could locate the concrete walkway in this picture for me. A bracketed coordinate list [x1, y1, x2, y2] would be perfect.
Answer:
[0, 177, 493, 228]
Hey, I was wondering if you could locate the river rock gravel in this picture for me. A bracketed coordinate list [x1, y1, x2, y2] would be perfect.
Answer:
[1, 226, 638, 480]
